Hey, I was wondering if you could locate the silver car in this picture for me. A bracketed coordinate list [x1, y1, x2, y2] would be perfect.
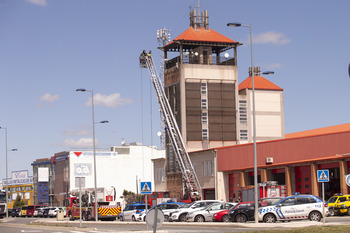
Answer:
[186, 202, 237, 222]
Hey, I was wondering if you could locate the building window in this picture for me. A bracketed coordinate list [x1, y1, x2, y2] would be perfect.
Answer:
[160, 168, 164, 181]
[211, 161, 214, 176]
[202, 162, 206, 176]
[239, 100, 248, 124]
[240, 130, 248, 140]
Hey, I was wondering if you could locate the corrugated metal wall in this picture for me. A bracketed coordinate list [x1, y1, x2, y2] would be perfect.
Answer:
[218, 131, 350, 172]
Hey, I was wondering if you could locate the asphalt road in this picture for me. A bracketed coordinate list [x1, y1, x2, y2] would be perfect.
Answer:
[1, 216, 350, 233]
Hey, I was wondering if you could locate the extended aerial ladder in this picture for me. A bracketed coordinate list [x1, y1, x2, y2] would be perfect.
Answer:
[140, 52, 202, 199]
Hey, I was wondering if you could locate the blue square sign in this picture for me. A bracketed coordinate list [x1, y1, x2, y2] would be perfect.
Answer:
[141, 182, 152, 194]
[317, 170, 329, 182]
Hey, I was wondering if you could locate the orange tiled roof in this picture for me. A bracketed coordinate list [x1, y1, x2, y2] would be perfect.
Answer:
[238, 76, 283, 91]
[285, 123, 350, 139]
[171, 27, 236, 44]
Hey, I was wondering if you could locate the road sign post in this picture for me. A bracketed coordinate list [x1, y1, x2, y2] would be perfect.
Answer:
[75, 177, 85, 228]
[317, 170, 329, 225]
[141, 182, 152, 215]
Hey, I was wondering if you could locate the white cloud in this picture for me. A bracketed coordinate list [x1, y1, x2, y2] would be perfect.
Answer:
[253, 31, 290, 45]
[85, 93, 133, 108]
[57, 138, 99, 148]
[39, 93, 60, 102]
[26, 0, 47, 6]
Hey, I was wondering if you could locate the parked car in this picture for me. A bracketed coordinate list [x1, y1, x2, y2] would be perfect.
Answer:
[186, 202, 236, 222]
[31, 205, 46, 217]
[229, 197, 283, 223]
[139, 201, 187, 222]
[169, 200, 224, 222]
[36, 207, 45, 217]
[27, 205, 45, 217]
[212, 204, 239, 222]
[20, 206, 28, 217]
[326, 193, 350, 216]
[258, 194, 329, 223]
[10, 208, 21, 217]
[48, 207, 64, 218]
[42, 207, 50, 218]
[120, 202, 151, 221]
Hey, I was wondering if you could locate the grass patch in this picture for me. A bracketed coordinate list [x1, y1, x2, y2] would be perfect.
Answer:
[241, 225, 350, 233]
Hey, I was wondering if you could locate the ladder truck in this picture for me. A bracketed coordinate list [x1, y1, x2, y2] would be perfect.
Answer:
[140, 52, 202, 200]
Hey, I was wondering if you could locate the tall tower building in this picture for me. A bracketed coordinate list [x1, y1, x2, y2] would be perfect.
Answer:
[238, 67, 284, 144]
[161, 9, 240, 197]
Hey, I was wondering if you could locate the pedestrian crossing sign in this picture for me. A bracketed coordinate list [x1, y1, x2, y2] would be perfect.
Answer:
[317, 170, 329, 182]
[141, 182, 152, 194]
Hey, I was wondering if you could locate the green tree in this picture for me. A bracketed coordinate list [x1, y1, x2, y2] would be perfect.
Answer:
[121, 189, 138, 205]
[13, 195, 25, 208]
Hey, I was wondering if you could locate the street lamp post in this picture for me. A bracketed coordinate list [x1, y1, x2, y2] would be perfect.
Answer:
[0, 127, 17, 218]
[227, 23, 272, 223]
[76, 89, 109, 222]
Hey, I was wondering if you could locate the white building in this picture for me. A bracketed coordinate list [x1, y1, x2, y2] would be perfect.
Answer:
[50, 144, 165, 207]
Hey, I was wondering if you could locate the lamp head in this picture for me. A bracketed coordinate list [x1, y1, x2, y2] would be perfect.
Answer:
[76, 88, 87, 92]
[100, 120, 109, 124]
[227, 23, 242, 27]
[262, 71, 275, 75]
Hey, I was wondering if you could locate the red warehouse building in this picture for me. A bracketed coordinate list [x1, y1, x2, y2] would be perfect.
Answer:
[214, 123, 350, 201]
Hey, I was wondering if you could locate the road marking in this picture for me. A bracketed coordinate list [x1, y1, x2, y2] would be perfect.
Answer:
[20, 230, 43, 233]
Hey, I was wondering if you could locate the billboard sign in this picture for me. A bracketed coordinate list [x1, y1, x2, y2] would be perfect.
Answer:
[38, 167, 49, 182]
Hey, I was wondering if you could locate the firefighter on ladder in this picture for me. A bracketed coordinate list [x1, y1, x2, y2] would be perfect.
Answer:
[139, 50, 147, 68]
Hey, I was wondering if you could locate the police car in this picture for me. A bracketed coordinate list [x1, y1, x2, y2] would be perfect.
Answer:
[120, 202, 151, 221]
[258, 194, 329, 223]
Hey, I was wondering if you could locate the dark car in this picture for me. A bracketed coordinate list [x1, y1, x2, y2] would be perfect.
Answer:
[42, 207, 50, 218]
[228, 197, 283, 223]
[10, 208, 21, 217]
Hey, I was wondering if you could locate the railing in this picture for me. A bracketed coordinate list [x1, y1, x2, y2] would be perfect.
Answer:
[165, 55, 235, 69]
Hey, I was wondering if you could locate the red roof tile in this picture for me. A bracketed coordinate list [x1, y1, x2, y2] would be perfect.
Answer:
[285, 123, 350, 139]
[169, 27, 236, 44]
[238, 76, 283, 91]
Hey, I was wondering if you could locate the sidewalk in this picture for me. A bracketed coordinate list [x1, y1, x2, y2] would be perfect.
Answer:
[29, 217, 341, 229]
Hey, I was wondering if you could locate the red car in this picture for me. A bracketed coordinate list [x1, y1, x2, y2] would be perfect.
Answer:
[212, 202, 251, 222]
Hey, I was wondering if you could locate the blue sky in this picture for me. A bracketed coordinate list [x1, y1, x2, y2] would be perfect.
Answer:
[0, 0, 349, 179]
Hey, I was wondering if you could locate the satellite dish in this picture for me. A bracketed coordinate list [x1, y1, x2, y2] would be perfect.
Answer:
[157, 131, 162, 137]
[224, 53, 229, 58]
[194, 52, 199, 56]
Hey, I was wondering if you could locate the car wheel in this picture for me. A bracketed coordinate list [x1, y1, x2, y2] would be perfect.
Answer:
[263, 213, 276, 223]
[235, 214, 247, 223]
[132, 215, 136, 221]
[309, 211, 322, 222]
[329, 207, 334, 216]
[164, 215, 169, 222]
[347, 208, 350, 216]
[221, 215, 230, 223]
[194, 215, 205, 222]
[179, 213, 187, 222]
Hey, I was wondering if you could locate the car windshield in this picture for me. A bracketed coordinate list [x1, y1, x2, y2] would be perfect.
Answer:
[179, 204, 191, 208]
[259, 198, 282, 207]
[135, 205, 150, 210]
[234, 203, 253, 209]
[328, 197, 338, 203]
[206, 203, 222, 210]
